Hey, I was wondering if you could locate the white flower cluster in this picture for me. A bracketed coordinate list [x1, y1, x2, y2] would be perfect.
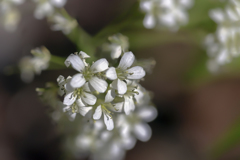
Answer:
[19, 46, 51, 83]
[0, 0, 24, 32]
[58, 51, 148, 129]
[57, 51, 157, 160]
[140, 0, 194, 31]
[205, 0, 240, 72]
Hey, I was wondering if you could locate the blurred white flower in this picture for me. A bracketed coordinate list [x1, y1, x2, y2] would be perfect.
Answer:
[0, 0, 24, 32]
[19, 46, 51, 83]
[50, 13, 77, 34]
[33, 0, 67, 19]
[140, 0, 194, 30]
[205, 0, 240, 72]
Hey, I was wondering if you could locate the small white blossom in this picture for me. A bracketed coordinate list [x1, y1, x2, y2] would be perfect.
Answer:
[106, 52, 145, 94]
[57, 75, 94, 117]
[65, 52, 109, 93]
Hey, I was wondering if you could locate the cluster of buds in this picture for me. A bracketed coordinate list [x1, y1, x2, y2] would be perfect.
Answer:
[19, 46, 51, 83]
[57, 51, 157, 160]
[205, 0, 240, 72]
[102, 34, 129, 59]
[140, 0, 194, 31]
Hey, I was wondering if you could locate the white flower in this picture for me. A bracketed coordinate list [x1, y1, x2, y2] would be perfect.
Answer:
[106, 52, 145, 94]
[140, 0, 194, 30]
[57, 75, 95, 117]
[65, 52, 109, 93]
[50, 13, 77, 34]
[61, 77, 97, 106]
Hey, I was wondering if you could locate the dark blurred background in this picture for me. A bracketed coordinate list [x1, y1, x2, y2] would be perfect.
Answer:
[1, 0, 240, 160]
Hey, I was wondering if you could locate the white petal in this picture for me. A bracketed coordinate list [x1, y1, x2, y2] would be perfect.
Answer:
[63, 105, 71, 112]
[90, 58, 109, 73]
[93, 105, 102, 120]
[111, 45, 122, 59]
[143, 14, 156, 29]
[121, 136, 136, 150]
[140, 1, 152, 11]
[126, 66, 146, 79]
[50, 0, 66, 7]
[79, 51, 90, 59]
[65, 54, 85, 72]
[57, 75, 65, 85]
[89, 76, 108, 93]
[113, 102, 123, 112]
[159, 13, 176, 27]
[106, 67, 117, 80]
[112, 79, 127, 94]
[118, 52, 135, 70]
[70, 73, 86, 88]
[64, 79, 74, 93]
[82, 82, 95, 92]
[79, 106, 92, 116]
[63, 92, 76, 105]
[81, 92, 97, 105]
[179, 0, 194, 8]
[209, 9, 225, 23]
[105, 89, 116, 103]
[103, 112, 114, 130]
[124, 96, 135, 115]
[138, 106, 158, 122]
[134, 123, 152, 142]
[76, 98, 86, 107]
[69, 113, 77, 121]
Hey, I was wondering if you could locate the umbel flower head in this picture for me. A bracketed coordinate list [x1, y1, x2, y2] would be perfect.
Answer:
[58, 51, 148, 130]
[33, 47, 158, 160]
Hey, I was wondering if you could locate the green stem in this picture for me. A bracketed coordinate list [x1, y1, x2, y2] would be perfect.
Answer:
[50, 55, 65, 66]
[57, 9, 97, 61]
